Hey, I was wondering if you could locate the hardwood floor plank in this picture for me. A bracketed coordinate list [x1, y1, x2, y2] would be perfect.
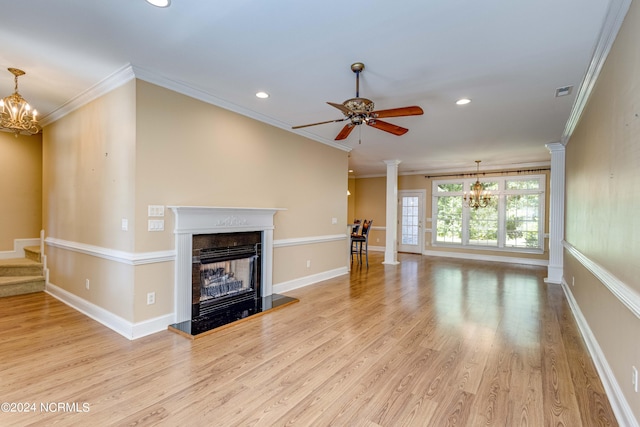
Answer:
[541, 286, 584, 426]
[0, 253, 618, 426]
[551, 286, 618, 427]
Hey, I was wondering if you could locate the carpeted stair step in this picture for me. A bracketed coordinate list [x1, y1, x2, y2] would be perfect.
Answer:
[24, 246, 42, 263]
[0, 276, 45, 297]
[0, 258, 43, 276]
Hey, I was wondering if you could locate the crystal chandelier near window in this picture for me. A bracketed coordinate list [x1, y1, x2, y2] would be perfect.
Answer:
[0, 68, 41, 136]
[463, 160, 492, 209]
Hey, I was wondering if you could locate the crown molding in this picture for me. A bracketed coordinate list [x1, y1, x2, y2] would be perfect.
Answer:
[562, 0, 632, 144]
[40, 64, 136, 126]
[131, 65, 351, 153]
[354, 161, 552, 179]
[39, 62, 351, 153]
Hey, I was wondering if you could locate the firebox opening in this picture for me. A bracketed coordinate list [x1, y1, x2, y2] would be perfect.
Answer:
[192, 232, 262, 320]
[197, 244, 260, 317]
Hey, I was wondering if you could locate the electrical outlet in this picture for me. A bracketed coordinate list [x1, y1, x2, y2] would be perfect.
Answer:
[147, 292, 155, 305]
[121, 218, 128, 231]
[85, 279, 90, 290]
[306, 260, 311, 268]
[633, 366, 638, 393]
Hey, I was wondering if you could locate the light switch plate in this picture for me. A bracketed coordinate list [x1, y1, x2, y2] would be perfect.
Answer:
[148, 219, 164, 231]
[148, 205, 165, 217]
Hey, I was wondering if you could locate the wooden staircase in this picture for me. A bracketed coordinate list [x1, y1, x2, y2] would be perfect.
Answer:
[0, 246, 45, 297]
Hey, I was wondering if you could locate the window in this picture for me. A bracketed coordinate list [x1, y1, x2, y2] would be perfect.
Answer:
[432, 175, 545, 252]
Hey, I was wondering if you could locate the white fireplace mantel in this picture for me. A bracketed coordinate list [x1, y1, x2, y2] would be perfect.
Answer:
[169, 206, 285, 323]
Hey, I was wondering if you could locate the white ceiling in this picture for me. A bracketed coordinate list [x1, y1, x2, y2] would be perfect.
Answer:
[0, 0, 613, 176]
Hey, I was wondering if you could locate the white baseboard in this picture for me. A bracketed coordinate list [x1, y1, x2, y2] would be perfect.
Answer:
[560, 279, 638, 427]
[45, 263, 350, 339]
[0, 238, 41, 260]
[273, 267, 348, 294]
[45, 282, 173, 340]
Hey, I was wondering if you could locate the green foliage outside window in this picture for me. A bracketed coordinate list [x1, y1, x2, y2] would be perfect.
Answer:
[469, 197, 498, 246]
[433, 176, 544, 250]
[436, 196, 462, 243]
[506, 194, 539, 248]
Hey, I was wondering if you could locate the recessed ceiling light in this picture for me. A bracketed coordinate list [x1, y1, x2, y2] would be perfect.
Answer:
[255, 91, 269, 99]
[348, 169, 354, 173]
[145, 0, 170, 7]
[456, 98, 471, 105]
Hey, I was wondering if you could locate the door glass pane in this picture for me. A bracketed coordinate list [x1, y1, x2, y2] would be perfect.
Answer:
[401, 196, 419, 245]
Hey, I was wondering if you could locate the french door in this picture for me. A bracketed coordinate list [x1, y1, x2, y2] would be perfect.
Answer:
[397, 190, 425, 254]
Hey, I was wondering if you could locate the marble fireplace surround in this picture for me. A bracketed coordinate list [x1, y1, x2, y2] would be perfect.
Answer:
[169, 206, 284, 323]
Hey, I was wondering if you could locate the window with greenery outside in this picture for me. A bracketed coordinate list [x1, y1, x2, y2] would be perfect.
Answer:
[433, 176, 544, 251]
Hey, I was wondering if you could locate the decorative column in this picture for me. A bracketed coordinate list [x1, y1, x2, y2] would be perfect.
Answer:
[545, 142, 566, 284]
[383, 160, 401, 265]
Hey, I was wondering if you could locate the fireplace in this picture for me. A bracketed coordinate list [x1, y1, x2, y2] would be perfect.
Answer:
[192, 231, 261, 319]
[168, 206, 298, 338]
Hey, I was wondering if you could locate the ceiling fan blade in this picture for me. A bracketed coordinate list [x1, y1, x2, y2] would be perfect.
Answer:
[335, 124, 355, 140]
[371, 106, 423, 118]
[367, 119, 409, 136]
[327, 102, 353, 115]
[292, 117, 346, 129]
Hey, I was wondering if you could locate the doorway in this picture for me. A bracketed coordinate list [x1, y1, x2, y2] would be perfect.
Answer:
[398, 190, 425, 254]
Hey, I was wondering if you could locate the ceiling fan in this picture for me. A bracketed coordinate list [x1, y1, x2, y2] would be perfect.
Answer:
[292, 62, 424, 141]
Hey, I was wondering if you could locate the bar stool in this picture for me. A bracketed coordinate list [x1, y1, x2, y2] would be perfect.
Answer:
[351, 219, 372, 266]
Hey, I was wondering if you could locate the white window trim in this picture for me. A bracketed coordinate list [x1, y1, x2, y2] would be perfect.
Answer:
[431, 174, 546, 253]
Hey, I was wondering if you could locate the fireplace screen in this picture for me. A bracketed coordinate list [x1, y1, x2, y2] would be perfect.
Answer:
[193, 242, 261, 318]
[200, 256, 255, 300]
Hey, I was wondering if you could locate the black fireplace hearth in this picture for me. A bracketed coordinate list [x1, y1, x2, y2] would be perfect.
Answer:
[169, 293, 297, 338]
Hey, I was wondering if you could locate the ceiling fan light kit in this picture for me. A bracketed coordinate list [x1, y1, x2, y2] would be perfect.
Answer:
[293, 62, 423, 141]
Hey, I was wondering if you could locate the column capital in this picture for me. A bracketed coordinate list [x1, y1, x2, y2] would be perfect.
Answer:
[545, 142, 566, 154]
[383, 159, 402, 166]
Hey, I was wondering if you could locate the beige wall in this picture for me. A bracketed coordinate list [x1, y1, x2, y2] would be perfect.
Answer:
[43, 79, 349, 323]
[354, 177, 387, 246]
[0, 132, 42, 250]
[43, 80, 137, 320]
[353, 170, 549, 261]
[348, 177, 356, 222]
[43, 81, 137, 252]
[563, 0, 640, 420]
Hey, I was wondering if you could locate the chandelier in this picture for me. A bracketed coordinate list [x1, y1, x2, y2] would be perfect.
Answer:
[0, 68, 41, 136]
[463, 160, 492, 209]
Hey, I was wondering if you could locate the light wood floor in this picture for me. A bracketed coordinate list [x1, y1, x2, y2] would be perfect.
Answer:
[0, 253, 617, 426]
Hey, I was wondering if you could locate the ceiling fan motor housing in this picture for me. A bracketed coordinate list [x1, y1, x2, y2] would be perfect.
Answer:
[343, 98, 375, 114]
[291, 61, 423, 140]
